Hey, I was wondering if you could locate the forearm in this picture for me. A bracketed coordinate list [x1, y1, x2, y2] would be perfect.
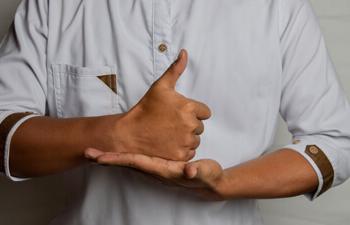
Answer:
[4, 114, 123, 178]
[217, 149, 318, 199]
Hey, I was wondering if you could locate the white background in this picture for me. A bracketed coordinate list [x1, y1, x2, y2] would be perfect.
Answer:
[0, 0, 349, 224]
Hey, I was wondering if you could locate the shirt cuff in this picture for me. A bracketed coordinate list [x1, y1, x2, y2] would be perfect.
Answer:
[283, 139, 335, 200]
[0, 112, 42, 181]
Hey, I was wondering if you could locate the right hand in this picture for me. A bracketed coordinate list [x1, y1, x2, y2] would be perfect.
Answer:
[114, 49, 211, 161]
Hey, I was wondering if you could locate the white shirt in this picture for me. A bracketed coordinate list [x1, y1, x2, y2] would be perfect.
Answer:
[1, 0, 350, 224]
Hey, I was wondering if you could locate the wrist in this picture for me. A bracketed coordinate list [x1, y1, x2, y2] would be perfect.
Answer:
[88, 113, 127, 154]
[213, 169, 241, 200]
[213, 170, 230, 200]
[112, 106, 148, 155]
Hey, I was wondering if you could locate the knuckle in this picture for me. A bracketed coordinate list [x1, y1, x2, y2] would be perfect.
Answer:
[184, 135, 199, 149]
[199, 103, 211, 118]
[198, 123, 205, 134]
[160, 163, 172, 178]
[163, 161, 178, 179]
[196, 135, 201, 144]
[206, 106, 212, 118]
[186, 150, 196, 161]
[194, 121, 204, 134]
[183, 101, 196, 113]
[186, 121, 198, 131]
[193, 136, 201, 149]
[184, 135, 193, 147]
[175, 150, 187, 161]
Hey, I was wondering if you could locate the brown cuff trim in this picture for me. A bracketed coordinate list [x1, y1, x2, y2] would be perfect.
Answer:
[0, 112, 34, 172]
[98, 74, 117, 94]
[305, 145, 334, 197]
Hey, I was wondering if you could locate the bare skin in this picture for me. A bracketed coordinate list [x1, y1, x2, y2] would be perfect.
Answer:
[4, 48, 318, 201]
[85, 148, 319, 201]
[5, 49, 211, 178]
[83, 50, 318, 200]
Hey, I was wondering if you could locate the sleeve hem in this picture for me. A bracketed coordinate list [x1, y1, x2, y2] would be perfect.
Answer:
[4, 114, 41, 182]
[283, 142, 325, 201]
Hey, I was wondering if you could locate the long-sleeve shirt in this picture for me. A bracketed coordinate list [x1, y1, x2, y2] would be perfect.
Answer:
[1, 0, 350, 224]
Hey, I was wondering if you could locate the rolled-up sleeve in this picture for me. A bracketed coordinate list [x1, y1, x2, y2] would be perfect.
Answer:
[279, 0, 350, 200]
[0, 0, 48, 181]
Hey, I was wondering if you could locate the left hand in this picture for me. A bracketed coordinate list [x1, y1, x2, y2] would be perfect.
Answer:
[85, 148, 227, 201]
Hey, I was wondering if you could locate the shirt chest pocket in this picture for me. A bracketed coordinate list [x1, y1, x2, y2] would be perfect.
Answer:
[51, 64, 119, 118]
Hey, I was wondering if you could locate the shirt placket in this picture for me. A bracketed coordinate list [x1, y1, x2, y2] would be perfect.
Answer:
[153, 0, 173, 79]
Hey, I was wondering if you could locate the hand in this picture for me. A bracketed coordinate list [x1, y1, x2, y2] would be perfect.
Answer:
[114, 49, 211, 161]
[85, 148, 226, 201]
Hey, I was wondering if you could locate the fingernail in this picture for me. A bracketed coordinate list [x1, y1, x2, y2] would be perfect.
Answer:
[179, 49, 186, 58]
[187, 166, 197, 179]
[192, 168, 198, 178]
[85, 149, 100, 160]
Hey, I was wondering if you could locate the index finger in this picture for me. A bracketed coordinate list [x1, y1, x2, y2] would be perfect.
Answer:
[96, 152, 186, 179]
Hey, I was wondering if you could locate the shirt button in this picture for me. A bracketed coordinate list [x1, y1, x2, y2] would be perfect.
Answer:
[158, 43, 168, 53]
[309, 146, 319, 155]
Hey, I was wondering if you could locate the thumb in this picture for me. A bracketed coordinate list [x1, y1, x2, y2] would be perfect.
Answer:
[185, 159, 223, 183]
[156, 49, 188, 88]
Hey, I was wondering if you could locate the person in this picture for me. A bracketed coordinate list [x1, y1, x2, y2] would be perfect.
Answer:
[0, 0, 349, 224]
